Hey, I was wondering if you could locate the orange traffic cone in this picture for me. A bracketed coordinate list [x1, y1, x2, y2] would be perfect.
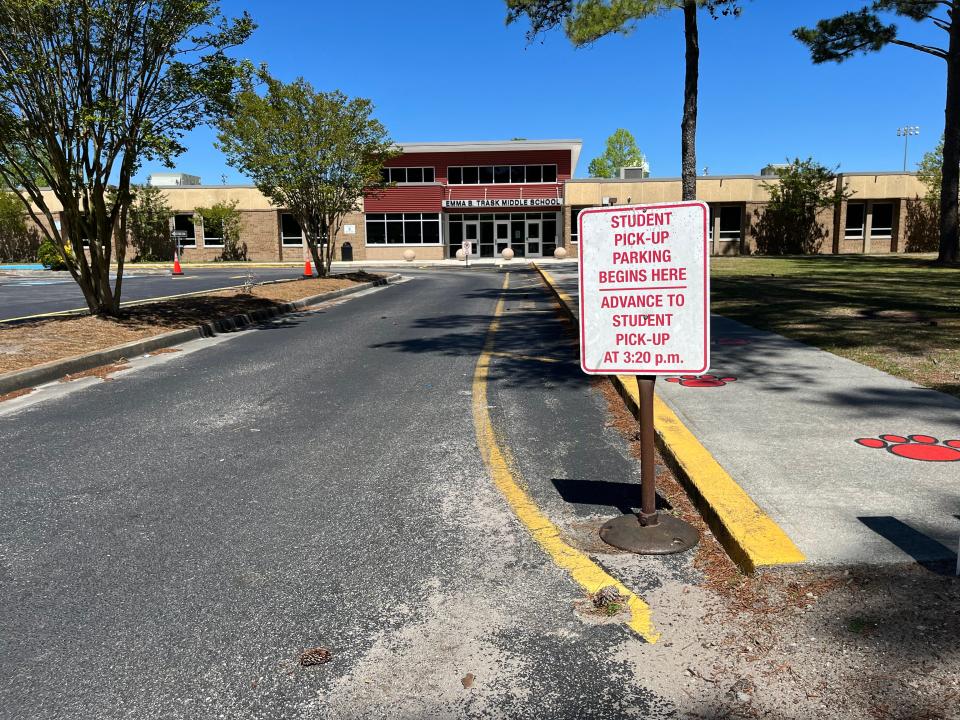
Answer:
[172, 249, 184, 276]
[303, 258, 313, 278]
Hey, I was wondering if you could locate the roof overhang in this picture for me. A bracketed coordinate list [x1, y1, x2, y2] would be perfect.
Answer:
[396, 139, 583, 176]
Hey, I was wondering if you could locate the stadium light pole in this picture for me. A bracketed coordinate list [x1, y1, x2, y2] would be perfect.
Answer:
[897, 126, 920, 172]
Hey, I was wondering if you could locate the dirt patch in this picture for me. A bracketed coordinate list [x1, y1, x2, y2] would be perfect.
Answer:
[0, 273, 380, 374]
[0, 387, 33, 403]
[60, 360, 130, 383]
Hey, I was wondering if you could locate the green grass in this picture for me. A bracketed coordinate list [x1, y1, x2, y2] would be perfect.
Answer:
[710, 254, 960, 398]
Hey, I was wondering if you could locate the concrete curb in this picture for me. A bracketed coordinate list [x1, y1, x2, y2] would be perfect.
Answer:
[532, 263, 805, 574]
[0, 274, 401, 396]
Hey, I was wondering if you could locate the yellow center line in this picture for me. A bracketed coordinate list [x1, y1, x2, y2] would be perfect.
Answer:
[472, 272, 660, 643]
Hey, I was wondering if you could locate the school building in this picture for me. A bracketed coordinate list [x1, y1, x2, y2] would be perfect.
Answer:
[26, 139, 931, 261]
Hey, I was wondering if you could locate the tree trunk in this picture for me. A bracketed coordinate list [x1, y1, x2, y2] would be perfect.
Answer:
[318, 219, 331, 278]
[939, 22, 960, 264]
[308, 239, 323, 279]
[681, 0, 699, 202]
[64, 208, 117, 315]
[112, 210, 128, 314]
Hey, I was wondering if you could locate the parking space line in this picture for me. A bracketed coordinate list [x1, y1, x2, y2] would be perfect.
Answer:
[472, 272, 660, 643]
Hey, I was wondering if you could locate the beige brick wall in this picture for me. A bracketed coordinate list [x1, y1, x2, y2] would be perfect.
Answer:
[16, 175, 932, 261]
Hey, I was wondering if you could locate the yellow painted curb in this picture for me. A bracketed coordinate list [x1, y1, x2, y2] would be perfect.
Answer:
[613, 377, 805, 573]
[474, 273, 659, 642]
[535, 266, 577, 313]
[532, 262, 806, 574]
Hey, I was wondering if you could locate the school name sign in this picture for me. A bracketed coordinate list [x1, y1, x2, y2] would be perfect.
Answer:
[578, 201, 710, 375]
[441, 198, 562, 209]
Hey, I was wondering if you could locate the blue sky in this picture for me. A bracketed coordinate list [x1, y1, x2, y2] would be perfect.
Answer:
[140, 0, 947, 184]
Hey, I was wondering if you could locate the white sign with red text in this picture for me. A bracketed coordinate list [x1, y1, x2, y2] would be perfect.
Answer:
[578, 201, 710, 375]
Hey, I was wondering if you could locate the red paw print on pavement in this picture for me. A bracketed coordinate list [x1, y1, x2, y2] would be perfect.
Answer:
[855, 434, 960, 462]
[665, 374, 737, 388]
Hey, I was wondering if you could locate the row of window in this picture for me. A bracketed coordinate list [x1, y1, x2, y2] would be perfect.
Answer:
[380, 167, 435, 184]
[845, 202, 893, 239]
[171, 214, 230, 246]
[448, 212, 558, 223]
[570, 205, 744, 243]
[447, 165, 557, 185]
[377, 165, 560, 185]
[366, 212, 442, 245]
[151, 203, 899, 249]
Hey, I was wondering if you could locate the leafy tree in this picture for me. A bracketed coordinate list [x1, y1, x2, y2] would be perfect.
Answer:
[917, 136, 944, 202]
[506, 0, 744, 200]
[217, 69, 396, 277]
[904, 197, 940, 251]
[794, 2, 960, 264]
[129, 185, 174, 262]
[753, 158, 853, 255]
[588, 128, 648, 178]
[904, 137, 943, 252]
[0, 0, 254, 314]
[0, 191, 40, 262]
[195, 200, 246, 261]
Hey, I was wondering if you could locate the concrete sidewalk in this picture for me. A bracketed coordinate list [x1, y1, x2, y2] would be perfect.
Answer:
[543, 265, 960, 569]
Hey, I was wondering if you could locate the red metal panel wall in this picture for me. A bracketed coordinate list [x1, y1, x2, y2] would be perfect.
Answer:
[363, 184, 444, 212]
[365, 148, 573, 213]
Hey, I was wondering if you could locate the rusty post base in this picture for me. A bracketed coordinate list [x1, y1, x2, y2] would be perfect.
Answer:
[599, 513, 699, 555]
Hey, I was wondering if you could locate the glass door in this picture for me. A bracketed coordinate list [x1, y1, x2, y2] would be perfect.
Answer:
[495, 220, 510, 255]
[463, 221, 480, 257]
[526, 219, 542, 257]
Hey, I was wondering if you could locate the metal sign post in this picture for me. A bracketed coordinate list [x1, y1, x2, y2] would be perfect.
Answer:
[171, 230, 187, 258]
[462, 240, 472, 268]
[578, 201, 710, 554]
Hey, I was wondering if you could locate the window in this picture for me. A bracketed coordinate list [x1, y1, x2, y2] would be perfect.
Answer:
[719, 206, 742, 241]
[871, 203, 893, 238]
[570, 206, 593, 243]
[382, 167, 435, 183]
[845, 203, 865, 239]
[173, 214, 196, 247]
[446, 164, 559, 184]
[201, 215, 223, 247]
[280, 213, 303, 247]
[365, 212, 442, 245]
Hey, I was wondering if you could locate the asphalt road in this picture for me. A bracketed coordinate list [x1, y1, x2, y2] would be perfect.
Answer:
[0, 266, 306, 320]
[0, 268, 689, 718]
